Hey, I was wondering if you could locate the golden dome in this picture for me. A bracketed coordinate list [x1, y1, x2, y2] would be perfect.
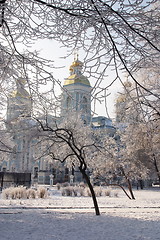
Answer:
[64, 57, 91, 86]
[64, 74, 90, 86]
[10, 77, 30, 98]
[70, 59, 83, 67]
[69, 59, 83, 72]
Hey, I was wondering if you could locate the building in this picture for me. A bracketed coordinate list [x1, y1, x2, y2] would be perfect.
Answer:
[0, 56, 115, 184]
[61, 56, 92, 124]
[92, 116, 115, 136]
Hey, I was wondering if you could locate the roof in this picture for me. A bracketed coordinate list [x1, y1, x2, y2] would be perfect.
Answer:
[64, 74, 91, 86]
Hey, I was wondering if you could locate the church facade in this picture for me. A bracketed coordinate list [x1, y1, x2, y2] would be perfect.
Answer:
[0, 57, 115, 184]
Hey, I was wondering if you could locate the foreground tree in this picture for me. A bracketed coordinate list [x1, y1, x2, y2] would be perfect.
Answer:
[0, 0, 159, 118]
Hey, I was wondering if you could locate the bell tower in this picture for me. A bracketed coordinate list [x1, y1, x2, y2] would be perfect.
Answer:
[61, 56, 92, 124]
[7, 77, 32, 123]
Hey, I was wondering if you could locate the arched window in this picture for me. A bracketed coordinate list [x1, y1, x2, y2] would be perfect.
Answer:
[34, 167, 38, 178]
[66, 97, 71, 109]
[81, 96, 88, 113]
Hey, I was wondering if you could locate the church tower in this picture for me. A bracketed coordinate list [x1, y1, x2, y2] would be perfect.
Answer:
[61, 56, 92, 124]
[7, 77, 32, 123]
[5, 78, 33, 172]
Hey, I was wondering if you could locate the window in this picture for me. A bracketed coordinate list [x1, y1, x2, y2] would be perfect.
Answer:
[81, 96, 88, 113]
[66, 97, 71, 109]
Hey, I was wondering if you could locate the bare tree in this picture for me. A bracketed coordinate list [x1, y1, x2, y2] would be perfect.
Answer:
[122, 120, 160, 185]
[0, 0, 159, 117]
[115, 72, 160, 184]
[90, 134, 149, 200]
[35, 112, 101, 215]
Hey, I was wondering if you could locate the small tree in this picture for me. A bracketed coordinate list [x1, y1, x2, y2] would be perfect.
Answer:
[37, 113, 101, 215]
[90, 134, 149, 200]
[115, 69, 160, 184]
[122, 121, 160, 185]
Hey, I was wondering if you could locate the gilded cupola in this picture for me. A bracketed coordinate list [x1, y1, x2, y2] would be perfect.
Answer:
[63, 56, 90, 87]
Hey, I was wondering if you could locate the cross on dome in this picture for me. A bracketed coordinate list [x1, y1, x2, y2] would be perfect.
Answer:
[73, 48, 79, 61]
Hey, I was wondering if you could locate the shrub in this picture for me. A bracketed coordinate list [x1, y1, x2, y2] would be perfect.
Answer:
[61, 188, 66, 196]
[56, 183, 61, 190]
[65, 186, 73, 196]
[16, 187, 27, 199]
[79, 182, 85, 188]
[94, 187, 103, 197]
[2, 187, 27, 199]
[114, 192, 119, 198]
[2, 188, 10, 199]
[104, 189, 111, 197]
[78, 187, 85, 196]
[37, 187, 48, 198]
[72, 187, 78, 196]
[62, 182, 69, 188]
[2, 186, 49, 199]
[26, 188, 36, 199]
[85, 188, 92, 197]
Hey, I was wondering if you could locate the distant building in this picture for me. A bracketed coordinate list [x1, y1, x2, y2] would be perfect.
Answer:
[92, 116, 115, 137]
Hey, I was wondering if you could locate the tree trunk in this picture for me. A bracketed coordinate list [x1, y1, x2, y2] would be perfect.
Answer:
[153, 154, 160, 184]
[107, 183, 131, 200]
[120, 167, 135, 199]
[80, 168, 100, 215]
[0, 172, 4, 189]
[126, 178, 135, 200]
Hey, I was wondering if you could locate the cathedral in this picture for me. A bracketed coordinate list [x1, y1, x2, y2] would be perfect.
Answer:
[0, 56, 115, 184]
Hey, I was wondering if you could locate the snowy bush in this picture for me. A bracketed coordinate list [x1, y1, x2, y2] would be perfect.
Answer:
[85, 188, 92, 197]
[104, 189, 111, 197]
[114, 191, 119, 198]
[26, 189, 36, 199]
[56, 183, 61, 190]
[14, 187, 27, 199]
[78, 187, 85, 196]
[59, 185, 119, 198]
[61, 188, 66, 196]
[2, 187, 27, 199]
[84, 187, 103, 197]
[94, 187, 103, 197]
[2, 186, 48, 199]
[37, 187, 48, 198]
[72, 187, 79, 196]
[2, 188, 10, 199]
[62, 182, 69, 188]
[79, 182, 86, 188]
[61, 186, 73, 196]
[61, 185, 86, 197]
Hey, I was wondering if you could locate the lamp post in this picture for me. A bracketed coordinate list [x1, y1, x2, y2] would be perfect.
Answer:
[70, 175, 74, 184]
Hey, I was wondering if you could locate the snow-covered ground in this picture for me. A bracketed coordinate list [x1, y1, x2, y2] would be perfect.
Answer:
[0, 186, 159, 240]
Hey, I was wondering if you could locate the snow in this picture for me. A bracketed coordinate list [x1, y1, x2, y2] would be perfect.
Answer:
[0, 187, 160, 240]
